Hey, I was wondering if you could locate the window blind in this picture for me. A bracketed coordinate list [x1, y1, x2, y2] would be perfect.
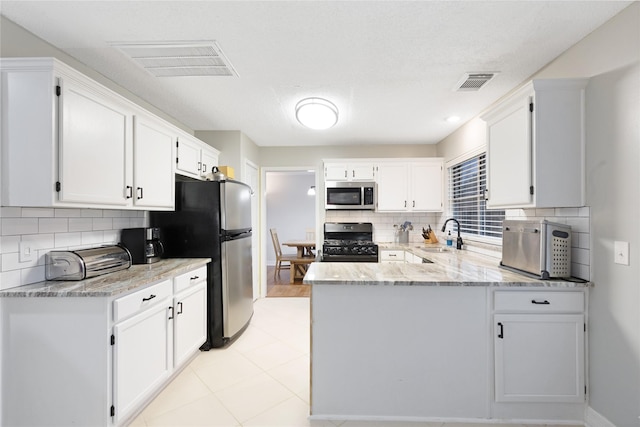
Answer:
[449, 153, 504, 238]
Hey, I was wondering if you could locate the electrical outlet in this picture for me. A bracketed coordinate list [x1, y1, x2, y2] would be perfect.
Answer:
[614, 241, 629, 266]
[19, 241, 35, 263]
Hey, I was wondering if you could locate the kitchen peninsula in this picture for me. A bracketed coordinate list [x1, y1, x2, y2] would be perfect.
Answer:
[304, 245, 589, 424]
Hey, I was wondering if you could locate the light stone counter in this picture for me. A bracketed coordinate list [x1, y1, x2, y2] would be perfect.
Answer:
[305, 243, 588, 287]
[0, 258, 211, 297]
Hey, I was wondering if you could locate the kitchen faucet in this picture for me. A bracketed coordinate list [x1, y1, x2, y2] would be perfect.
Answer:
[441, 218, 464, 250]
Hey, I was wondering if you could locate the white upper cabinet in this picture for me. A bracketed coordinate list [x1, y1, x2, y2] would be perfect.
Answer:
[481, 78, 588, 209]
[133, 114, 175, 209]
[376, 159, 443, 212]
[325, 162, 376, 181]
[58, 75, 132, 207]
[175, 132, 220, 180]
[0, 57, 177, 210]
[200, 145, 220, 178]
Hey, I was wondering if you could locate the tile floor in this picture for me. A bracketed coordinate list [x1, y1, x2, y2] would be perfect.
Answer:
[129, 297, 582, 427]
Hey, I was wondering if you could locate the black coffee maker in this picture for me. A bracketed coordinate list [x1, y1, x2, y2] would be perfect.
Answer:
[120, 227, 165, 264]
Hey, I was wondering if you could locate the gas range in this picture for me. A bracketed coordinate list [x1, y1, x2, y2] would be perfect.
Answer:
[321, 223, 379, 263]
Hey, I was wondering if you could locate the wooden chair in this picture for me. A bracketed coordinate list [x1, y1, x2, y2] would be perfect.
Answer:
[270, 228, 298, 279]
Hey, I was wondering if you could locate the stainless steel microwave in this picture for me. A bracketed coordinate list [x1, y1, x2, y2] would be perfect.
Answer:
[325, 181, 375, 210]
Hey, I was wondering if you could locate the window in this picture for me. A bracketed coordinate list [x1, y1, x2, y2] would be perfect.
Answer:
[449, 153, 504, 239]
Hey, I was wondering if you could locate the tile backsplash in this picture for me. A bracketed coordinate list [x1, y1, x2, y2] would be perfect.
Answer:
[0, 207, 146, 290]
[326, 206, 591, 281]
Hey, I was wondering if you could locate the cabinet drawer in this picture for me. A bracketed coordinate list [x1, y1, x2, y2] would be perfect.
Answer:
[494, 291, 584, 313]
[114, 279, 172, 323]
[173, 266, 207, 294]
[380, 250, 404, 262]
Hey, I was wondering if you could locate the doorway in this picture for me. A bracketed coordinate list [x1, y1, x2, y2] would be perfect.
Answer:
[261, 167, 317, 297]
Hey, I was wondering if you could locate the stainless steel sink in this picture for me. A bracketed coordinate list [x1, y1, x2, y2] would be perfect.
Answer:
[416, 246, 450, 253]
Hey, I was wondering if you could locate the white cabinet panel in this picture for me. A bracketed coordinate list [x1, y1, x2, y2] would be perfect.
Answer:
[377, 160, 443, 212]
[133, 114, 175, 209]
[324, 162, 375, 181]
[200, 146, 219, 178]
[482, 79, 588, 209]
[494, 313, 585, 403]
[113, 297, 172, 423]
[174, 282, 207, 367]
[58, 77, 131, 206]
[176, 135, 201, 178]
[376, 163, 408, 211]
[485, 96, 533, 208]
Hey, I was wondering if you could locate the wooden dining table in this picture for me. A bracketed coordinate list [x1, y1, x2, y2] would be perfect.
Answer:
[282, 240, 317, 283]
[282, 240, 316, 258]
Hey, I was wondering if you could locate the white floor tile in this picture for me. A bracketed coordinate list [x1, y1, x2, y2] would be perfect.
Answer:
[214, 372, 296, 423]
[144, 394, 239, 426]
[267, 353, 311, 399]
[243, 395, 312, 426]
[192, 348, 263, 393]
[140, 367, 211, 420]
[231, 324, 280, 354]
[242, 339, 306, 371]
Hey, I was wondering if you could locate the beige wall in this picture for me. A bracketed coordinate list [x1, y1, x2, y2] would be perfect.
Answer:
[258, 144, 437, 168]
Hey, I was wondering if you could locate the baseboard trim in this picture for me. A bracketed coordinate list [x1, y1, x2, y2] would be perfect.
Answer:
[585, 406, 616, 427]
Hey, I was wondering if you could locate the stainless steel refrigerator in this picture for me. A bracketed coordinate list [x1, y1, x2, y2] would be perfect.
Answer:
[150, 179, 254, 349]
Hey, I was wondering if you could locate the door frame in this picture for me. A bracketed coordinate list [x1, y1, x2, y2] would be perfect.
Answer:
[260, 166, 319, 298]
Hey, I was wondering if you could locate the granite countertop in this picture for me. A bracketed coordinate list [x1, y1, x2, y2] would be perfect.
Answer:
[305, 243, 589, 288]
[0, 258, 211, 298]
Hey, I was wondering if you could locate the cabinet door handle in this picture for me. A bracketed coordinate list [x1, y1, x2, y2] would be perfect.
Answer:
[137, 187, 143, 200]
[177, 302, 183, 315]
[484, 188, 489, 201]
[352, 170, 355, 178]
[531, 299, 550, 305]
[497, 322, 504, 339]
[168, 306, 174, 320]
[125, 186, 133, 199]
[202, 163, 207, 174]
[404, 201, 407, 207]
[190, 275, 199, 280]
[344, 171, 347, 178]
[413, 200, 415, 207]
[197, 161, 202, 171]
[142, 294, 156, 302]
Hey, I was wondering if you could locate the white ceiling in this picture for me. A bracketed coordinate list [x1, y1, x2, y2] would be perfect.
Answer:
[0, 1, 631, 147]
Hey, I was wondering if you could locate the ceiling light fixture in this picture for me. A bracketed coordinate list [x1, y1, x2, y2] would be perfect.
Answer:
[295, 98, 338, 130]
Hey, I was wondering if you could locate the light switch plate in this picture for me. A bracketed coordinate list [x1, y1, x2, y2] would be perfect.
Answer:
[614, 241, 629, 266]
[19, 241, 35, 263]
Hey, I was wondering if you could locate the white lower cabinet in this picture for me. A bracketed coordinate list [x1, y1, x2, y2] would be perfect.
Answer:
[492, 289, 586, 422]
[494, 313, 585, 403]
[113, 292, 173, 423]
[0, 262, 208, 427]
[173, 272, 207, 367]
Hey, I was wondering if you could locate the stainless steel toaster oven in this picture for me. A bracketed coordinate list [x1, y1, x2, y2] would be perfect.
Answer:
[500, 220, 572, 279]
[45, 245, 132, 281]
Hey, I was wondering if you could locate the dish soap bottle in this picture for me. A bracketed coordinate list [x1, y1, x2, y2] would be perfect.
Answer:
[446, 231, 453, 246]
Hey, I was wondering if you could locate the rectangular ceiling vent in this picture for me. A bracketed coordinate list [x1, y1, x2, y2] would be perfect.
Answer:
[111, 41, 238, 77]
[454, 73, 497, 91]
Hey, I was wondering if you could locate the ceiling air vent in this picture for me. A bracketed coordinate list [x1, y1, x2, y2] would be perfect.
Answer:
[454, 73, 497, 92]
[111, 41, 238, 77]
